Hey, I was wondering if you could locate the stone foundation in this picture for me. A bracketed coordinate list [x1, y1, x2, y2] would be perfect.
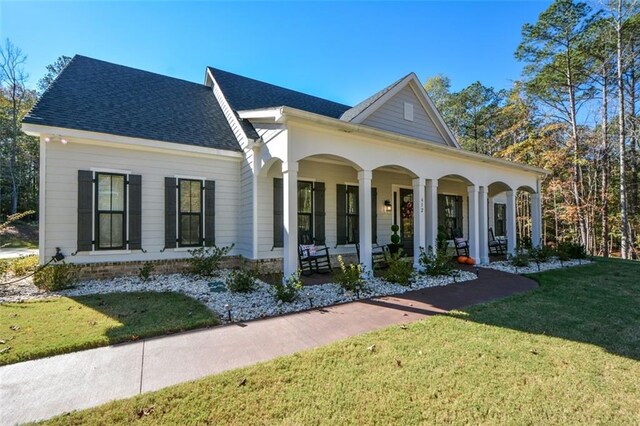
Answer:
[75, 252, 361, 280]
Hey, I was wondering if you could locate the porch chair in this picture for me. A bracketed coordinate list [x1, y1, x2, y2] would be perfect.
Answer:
[488, 227, 507, 255]
[355, 242, 390, 270]
[298, 243, 332, 276]
[451, 230, 469, 257]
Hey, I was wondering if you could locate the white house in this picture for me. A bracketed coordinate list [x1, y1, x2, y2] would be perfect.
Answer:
[23, 55, 548, 277]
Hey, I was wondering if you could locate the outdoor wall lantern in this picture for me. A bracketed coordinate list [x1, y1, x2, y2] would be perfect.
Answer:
[44, 136, 68, 144]
[384, 200, 392, 213]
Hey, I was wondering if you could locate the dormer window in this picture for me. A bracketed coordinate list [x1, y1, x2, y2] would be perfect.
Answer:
[404, 102, 414, 121]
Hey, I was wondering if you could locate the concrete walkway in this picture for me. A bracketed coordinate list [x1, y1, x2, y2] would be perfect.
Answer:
[0, 248, 38, 260]
[0, 268, 537, 425]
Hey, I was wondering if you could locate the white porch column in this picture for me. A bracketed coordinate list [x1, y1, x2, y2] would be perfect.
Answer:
[426, 179, 438, 253]
[478, 186, 489, 264]
[467, 185, 480, 261]
[506, 190, 517, 255]
[358, 170, 373, 273]
[282, 161, 298, 277]
[413, 177, 426, 268]
[531, 192, 542, 247]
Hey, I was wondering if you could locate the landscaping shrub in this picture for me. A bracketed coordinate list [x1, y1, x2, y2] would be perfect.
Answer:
[528, 245, 553, 272]
[384, 250, 415, 286]
[270, 271, 303, 303]
[188, 244, 233, 276]
[419, 246, 455, 277]
[0, 259, 9, 277]
[138, 261, 155, 282]
[226, 267, 257, 293]
[9, 255, 39, 276]
[509, 246, 530, 268]
[33, 262, 82, 291]
[556, 241, 587, 262]
[333, 255, 365, 294]
[436, 225, 449, 252]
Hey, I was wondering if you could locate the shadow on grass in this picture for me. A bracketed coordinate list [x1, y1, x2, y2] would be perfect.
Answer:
[380, 257, 640, 361]
[0, 292, 219, 365]
[70, 292, 219, 344]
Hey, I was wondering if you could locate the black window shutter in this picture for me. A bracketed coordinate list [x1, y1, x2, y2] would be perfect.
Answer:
[437, 194, 445, 234]
[273, 178, 284, 248]
[128, 174, 142, 250]
[77, 170, 94, 252]
[164, 177, 177, 249]
[336, 184, 347, 245]
[371, 187, 377, 244]
[204, 180, 216, 247]
[314, 181, 325, 245]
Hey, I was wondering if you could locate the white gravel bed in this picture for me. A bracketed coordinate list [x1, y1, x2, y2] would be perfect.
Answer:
[0, 275, 55, 303]
[482, 258, 592, 274]
[1, 269, 477, 323]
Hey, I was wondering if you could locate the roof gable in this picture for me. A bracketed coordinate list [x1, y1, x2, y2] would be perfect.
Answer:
[340, 73, 460, 148]
[24, 55, 241, 151]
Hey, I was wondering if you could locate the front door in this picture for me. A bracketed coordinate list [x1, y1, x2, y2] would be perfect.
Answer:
[398, 188, 414, 257]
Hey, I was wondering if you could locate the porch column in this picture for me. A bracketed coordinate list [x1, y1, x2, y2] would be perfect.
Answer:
[413, 177, 426, 268]
[506, 190, 517, 255]
[282, 161, 298, 277]
[358, 170, 373, 274]
[426, 179, 438, 253]
[478, 186, 489, 265]
[467, 185, 480, 261]
[531, 192, 542, 247]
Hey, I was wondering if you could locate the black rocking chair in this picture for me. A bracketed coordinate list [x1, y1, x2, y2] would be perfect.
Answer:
[355, 243, 390, 270]
[488, 227, 507, 255]
[298, 244, 332, 276]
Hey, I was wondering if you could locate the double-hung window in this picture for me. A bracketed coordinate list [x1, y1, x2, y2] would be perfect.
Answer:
[178, 179, 203, 247]
[95, 173, 126, 250]
[345, 185, 359, 244]
[77, 169, 141, 252]
[164, 177, 215, 249]
[297, 181, 314, 244]
[438, 194, 463, 239]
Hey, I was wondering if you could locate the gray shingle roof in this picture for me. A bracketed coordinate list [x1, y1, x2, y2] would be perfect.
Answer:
[23, 55, 241, 152]
[207, 67, 352, 119]
[339, 74, 410, 122]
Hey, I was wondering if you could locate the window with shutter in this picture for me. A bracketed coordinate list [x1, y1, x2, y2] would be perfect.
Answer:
[95, 173, 126, 250]
[438, 194, 463, 239]
[77, 170, 141, 252]
[273, 178, 284, 248]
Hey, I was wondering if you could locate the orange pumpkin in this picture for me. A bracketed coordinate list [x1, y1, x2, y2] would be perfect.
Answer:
[466, 257, 476, 265]
[457, 256, 468, 264]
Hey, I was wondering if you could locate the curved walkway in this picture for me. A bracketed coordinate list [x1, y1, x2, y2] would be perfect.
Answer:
[0, 268, 536, 425]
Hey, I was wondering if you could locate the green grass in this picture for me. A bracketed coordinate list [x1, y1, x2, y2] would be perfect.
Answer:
[37, 258, 640, 425]
[0, 292, 218, 365]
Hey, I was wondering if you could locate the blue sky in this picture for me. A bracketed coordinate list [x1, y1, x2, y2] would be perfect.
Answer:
[1, 1, 551, 105]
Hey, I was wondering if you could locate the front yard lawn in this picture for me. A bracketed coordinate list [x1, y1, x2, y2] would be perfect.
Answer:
[0, 292, 218, 365]
[39, 257, 640, 424]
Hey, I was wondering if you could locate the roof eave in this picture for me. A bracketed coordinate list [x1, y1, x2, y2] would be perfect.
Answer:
[272, 106, 550, 177]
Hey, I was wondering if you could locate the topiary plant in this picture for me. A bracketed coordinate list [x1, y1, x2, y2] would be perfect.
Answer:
[390, 224, 400, 245]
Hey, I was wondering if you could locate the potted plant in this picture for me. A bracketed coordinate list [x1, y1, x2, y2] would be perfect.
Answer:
[388, 224, 402, 254]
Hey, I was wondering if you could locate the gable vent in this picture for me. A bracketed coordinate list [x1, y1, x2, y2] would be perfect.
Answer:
[403, 102, 414, 121]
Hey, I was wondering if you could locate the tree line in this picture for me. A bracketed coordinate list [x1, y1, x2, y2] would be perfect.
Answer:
[0, 39, 69, 222]
[425, 0, 639, 259]
[1, 0, 638, 259]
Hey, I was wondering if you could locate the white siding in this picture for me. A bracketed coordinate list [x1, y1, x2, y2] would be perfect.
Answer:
[43, 140, 241, 263]
[362, 85, 447, 144]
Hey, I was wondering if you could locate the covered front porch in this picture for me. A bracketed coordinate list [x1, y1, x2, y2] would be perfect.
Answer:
[246, 108, 547, 277]
[261, 155, 543, 276]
